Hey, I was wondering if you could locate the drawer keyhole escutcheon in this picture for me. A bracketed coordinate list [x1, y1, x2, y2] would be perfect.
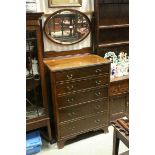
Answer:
[95, 105, 101, 109]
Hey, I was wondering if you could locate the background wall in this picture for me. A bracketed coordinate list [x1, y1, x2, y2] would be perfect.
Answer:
[36, 0, 94, 52]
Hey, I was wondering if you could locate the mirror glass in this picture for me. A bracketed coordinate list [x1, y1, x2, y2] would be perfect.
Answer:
[44, 9, 91, 45]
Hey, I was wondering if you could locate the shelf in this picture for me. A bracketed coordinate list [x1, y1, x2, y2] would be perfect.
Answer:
[98, 0, 129, 5]
[26, 115, 50, 131]
[98, 41, 129, 48]
[26, 77, 40, 91]
[26, 50, 34, 53]
[110, 75, 129, 83]
[99, 24, 129, 29]
[26, 38, 37, 41]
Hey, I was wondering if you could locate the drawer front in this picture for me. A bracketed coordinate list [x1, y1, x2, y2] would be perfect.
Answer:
[55, 64, 110, 83]
[59, 98, 108, 123]
[110, 94, 127, 121]
[110, 80, 129, 96]
[59, 112, 108, 138]
[56, 75, 109, 95]
[57, 87, 109, 108]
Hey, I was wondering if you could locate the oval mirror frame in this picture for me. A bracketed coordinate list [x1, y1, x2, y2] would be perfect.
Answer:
[43, 9, 91, 45]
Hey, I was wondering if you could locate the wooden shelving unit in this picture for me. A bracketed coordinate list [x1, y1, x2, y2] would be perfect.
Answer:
[94, 0, 129, 56]
[94, 0, 129, 121]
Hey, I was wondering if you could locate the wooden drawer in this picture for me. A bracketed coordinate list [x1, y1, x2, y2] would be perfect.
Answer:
[56, 75, 109, 95]
[110, 94, 127, 121]
[57, 86, 108, 108]
[110, 79, 129, 96]
[59, 112, 108, 138]
[54, 64, 110, 83]
[59, 98, 108, 123]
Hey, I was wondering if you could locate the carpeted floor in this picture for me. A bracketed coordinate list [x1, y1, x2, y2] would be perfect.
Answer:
[37, 126, 129, 155]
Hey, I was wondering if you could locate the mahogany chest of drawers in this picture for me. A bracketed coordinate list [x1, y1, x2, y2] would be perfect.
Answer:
[44, 54, 110, 148]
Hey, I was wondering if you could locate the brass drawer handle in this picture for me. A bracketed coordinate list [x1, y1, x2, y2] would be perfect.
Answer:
[95, 80, 102, 85]
[95, 105, 101, 109]
[66, 85, 74, 90]
[112, 88, 118, 93]
[94, 119, 101, 123]
[95, 69, 102, 73]
[68, 126, 76, 130]
[67, 98, 74, 102]
[66, 74, 73, 79]
[68, 112, 76, 117]
[95, 92, 101, 96]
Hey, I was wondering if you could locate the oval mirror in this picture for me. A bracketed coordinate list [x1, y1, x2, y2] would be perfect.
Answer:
[43, 9, 91, 45]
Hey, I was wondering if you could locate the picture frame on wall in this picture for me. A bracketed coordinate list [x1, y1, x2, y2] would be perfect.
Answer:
[48, 0, 82, 8]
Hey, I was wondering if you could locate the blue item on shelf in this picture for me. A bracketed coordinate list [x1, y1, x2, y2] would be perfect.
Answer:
[26, 131, 42, 155]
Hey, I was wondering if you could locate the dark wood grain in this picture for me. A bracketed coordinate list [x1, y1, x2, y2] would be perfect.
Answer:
[94, 0, 129, 121]
[44, 54, 110, 148]
[94, 0, 129, 54]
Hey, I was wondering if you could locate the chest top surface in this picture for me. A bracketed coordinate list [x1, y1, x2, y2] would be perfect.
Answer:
[44, 54, 110, 72]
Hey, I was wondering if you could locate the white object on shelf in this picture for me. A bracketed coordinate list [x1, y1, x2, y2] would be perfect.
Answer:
[26, 0, 37, 12]
[32, 58, 39, 75]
